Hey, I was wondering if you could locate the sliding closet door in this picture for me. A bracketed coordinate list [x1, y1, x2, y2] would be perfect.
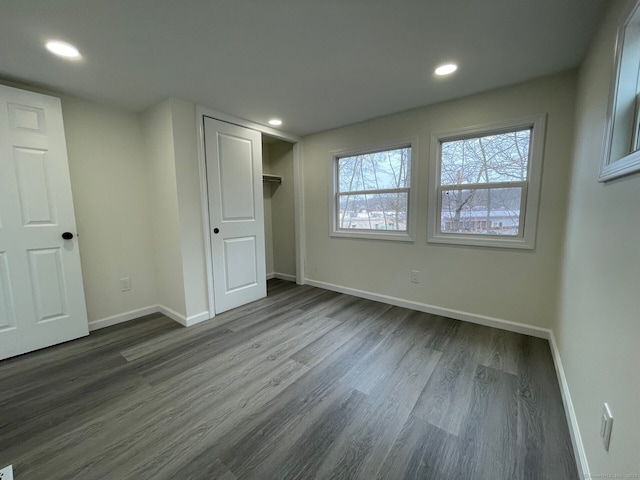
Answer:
[203, 116, 266, 314]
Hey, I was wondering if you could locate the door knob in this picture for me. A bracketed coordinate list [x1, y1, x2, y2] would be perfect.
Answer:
[62, 232, 74, 240]
[213, 228, 220, 234]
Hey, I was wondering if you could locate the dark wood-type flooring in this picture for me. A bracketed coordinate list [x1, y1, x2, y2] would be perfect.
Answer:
[0, 279, 578, 479]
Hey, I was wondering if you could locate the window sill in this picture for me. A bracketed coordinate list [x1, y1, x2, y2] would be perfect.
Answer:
[427, 232, 534, 250]
[330, 230, 414, 242]
[599, 148, 640, 182]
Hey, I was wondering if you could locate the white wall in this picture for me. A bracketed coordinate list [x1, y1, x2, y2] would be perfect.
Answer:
[301, 71, 577, 329]
[556, 0, 640, 476]
[141, 99, 186, 317]
[269, 141, 296, 278]
[62, 96, 157, 323]
[169, 98, 209, 320]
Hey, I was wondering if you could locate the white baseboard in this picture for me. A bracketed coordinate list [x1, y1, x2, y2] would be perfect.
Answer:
[88, 305, 160, 331]
[548, 331, 590, 479]
[274, 272, 296, 282]
[89, 305, 211, 331]
[185, 310, 211, 327]
[156, 304, 188, 326]
[304, 278, 550, 339]
[267, 272, 296, 282]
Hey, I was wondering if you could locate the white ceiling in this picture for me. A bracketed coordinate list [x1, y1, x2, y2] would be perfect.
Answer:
[0, 0, 608, 136]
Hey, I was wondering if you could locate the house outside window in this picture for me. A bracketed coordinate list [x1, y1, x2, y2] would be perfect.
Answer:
[428, 114, 546, 249]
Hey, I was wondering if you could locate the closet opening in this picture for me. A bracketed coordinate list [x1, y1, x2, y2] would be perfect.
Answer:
[262, 134, 297, 286]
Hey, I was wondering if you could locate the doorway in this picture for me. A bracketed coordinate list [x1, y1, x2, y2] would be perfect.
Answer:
[262, 135, 297, 283]
[197, 106, 303, 318]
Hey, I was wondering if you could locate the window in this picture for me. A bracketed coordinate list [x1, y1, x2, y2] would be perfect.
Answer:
[601, 0, 640, 181]
[331, 141, 415, 241]
[428, 114, 546, 249]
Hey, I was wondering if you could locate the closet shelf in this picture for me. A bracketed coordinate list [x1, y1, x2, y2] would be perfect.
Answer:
[263, 174, 283, 184]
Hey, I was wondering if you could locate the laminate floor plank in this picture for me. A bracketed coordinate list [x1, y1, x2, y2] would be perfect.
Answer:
[315, 345, 442, 480]
[410, 321, 493, 436]
[343, 310, 437, 395]
[291, 304, 406, 368]
[456, 365, 520, 480]
[0, 354, 150, 454]
[376, 415, 460, 480]
[223, 287, 331, 332]
[516, 336, 579, 480]
[0, 313, 173, 395]
[27, 308, 339, 479]
[109, 312, 344, 479]
[0, 280, 578, 480]
[479, 328, 522, 375]
[235, 388, 368, 480]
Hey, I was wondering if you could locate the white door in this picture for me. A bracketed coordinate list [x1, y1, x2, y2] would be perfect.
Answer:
[204, 117, 266, 314]
[0, 85, 88, 361]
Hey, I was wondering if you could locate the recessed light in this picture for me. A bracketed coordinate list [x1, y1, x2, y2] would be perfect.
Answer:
[435, 63, 457, 76]
[268, 119, 282, 126]
[46, 40, 81, 59]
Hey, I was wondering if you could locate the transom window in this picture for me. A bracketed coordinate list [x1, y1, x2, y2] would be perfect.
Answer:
[331, 141, 415, 241]
[428, 115, 546, 249]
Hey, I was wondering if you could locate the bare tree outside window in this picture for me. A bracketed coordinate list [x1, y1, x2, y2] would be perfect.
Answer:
[439, 129, 531, 236]
[336, 146, 411, 232]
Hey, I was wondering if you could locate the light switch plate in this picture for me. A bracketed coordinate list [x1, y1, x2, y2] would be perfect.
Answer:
[0, 464, 14, 480]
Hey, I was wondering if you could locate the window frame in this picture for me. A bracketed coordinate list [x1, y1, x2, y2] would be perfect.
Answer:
[330, 138, 417, 242]
[427, 114, 546, 249]
[600, 0, 640, 182]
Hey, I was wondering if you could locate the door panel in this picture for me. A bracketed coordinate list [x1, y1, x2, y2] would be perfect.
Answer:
[0, 253, 15, 330]
[14, 147, 57, 225]
[204, 117, 266, 314]
[0, 84, 88, 360]
[223, 236, 258, 291]
[218, 133, 255, 220]
[8, 102, 46, 133]
[28, 248, 67, 322]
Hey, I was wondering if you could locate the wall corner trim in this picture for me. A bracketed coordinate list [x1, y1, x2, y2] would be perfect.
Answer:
[548, 330, 591, 479]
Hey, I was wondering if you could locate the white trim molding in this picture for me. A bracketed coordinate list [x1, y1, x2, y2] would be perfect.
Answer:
[274, 272, 297, 282]
[89, 305, 211, 331]
[303, 278, 550, 338]
[267, 272, 297, 282]
[88, 306, 160, 331]
[548, 331, 590, 479]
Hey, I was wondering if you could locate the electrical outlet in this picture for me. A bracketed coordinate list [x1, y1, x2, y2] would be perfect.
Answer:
[600, 403, 613, 451]
[0, 464, 14, 480]
[120, 277, 131, 292]
[411, 270, 420, 283]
